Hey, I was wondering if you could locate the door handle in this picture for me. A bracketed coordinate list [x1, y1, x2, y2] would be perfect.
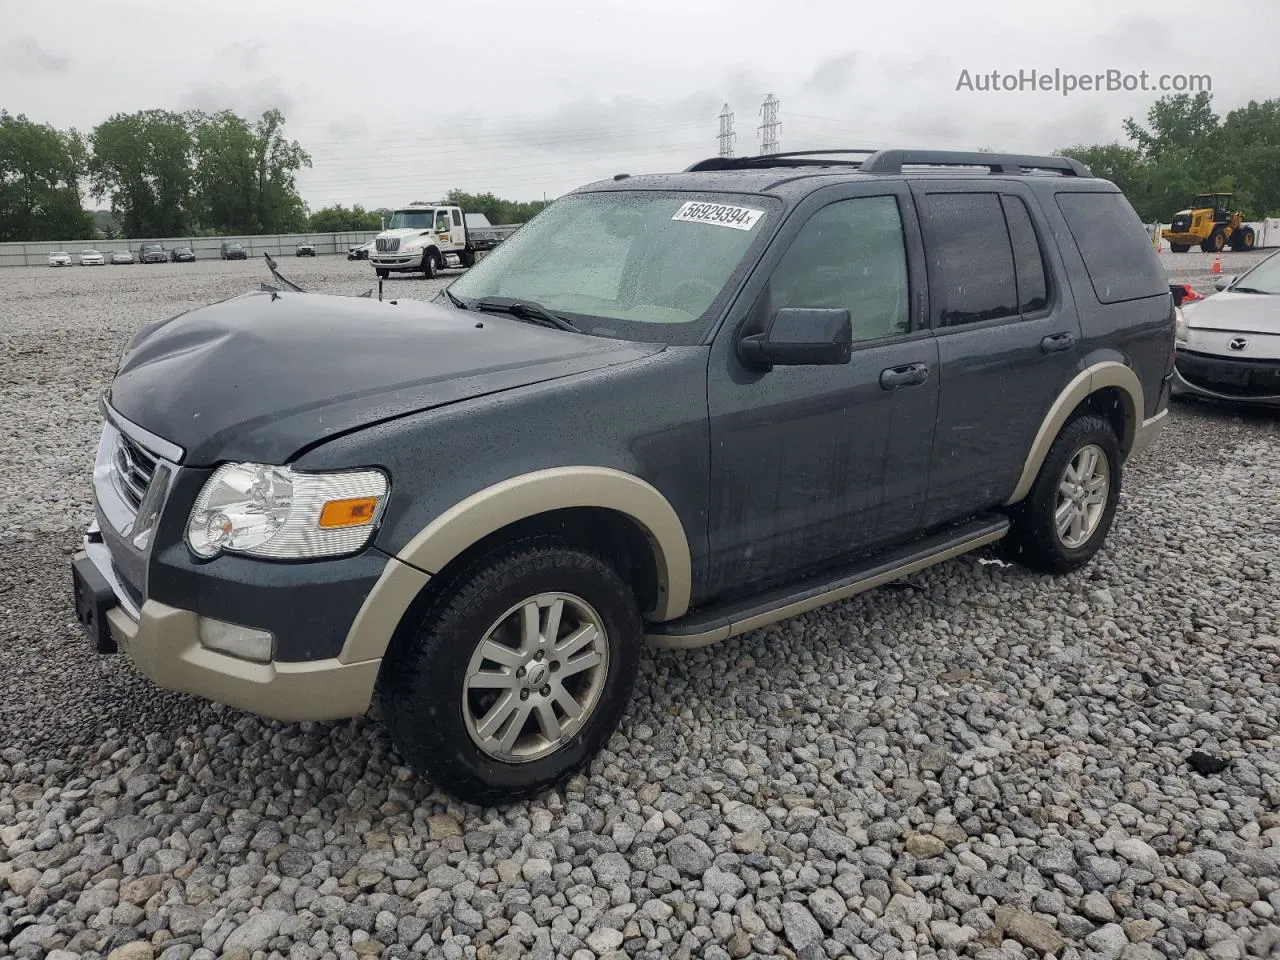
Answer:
[1041, 332, 1076, 354]
[880, 362, 930, 390]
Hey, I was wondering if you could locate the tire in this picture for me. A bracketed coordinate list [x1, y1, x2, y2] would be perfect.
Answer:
[1169, 243, 1189, 253]
[1200, 228, 1226, 254]
[1231, 226, 1255, 251]
[423, 250, 440, 279]
[459, 250, 476, 269]
[1003, 413, 1122, 575]
[376, 268, 389, 279]
[379, 539, 642, 805]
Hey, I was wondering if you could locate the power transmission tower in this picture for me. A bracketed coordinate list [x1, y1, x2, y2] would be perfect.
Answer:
[758, 94, 780, 155]
[717, 104, 736, 158]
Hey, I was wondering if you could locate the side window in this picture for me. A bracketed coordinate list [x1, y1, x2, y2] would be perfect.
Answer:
[921, 193, 1018, 327]
[1001, 195, 1049, 313]
[767, 196, 909, 343]
[1056, 191, 1167, 304]
[435, 210, 450, 232]
[452, 210, 462, 227]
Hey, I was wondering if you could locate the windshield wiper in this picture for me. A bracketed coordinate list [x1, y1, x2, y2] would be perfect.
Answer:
[476, 298, 581, 333]
[1228, 286, 1272, 295]
[444, 288, 468, 309]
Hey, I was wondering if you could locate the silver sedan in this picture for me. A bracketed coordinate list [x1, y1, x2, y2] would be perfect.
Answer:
[1174, 249, 1280, 407]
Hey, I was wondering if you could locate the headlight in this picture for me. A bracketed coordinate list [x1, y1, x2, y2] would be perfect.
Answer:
[1174, 306, 1189, 344]
[186, 463, 388, 560]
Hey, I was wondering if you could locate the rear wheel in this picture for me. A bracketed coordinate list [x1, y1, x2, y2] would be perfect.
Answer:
[1230, 226, 1255, 251]
[1169, 242, 1189, 253]
[1003, 413, 1122, 574]
[379, 540, 642, 805]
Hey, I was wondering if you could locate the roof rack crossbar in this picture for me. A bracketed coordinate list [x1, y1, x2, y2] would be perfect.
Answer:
[859, 149, 1092, 177]
[685, 149, 879, 172]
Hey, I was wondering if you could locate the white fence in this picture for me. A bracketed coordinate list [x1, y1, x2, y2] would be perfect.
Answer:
[0, 230, 382, 268]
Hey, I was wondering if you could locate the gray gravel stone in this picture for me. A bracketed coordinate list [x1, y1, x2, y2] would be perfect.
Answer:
[1, 259, 1278, 960]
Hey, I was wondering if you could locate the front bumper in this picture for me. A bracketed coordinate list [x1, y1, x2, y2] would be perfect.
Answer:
[370, 252, 424, 270]
[75, 539, 382, 722]
[1172, 350, 1280, 407]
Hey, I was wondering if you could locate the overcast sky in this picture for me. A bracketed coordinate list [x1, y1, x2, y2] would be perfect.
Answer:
[3, 0, 1277, 210]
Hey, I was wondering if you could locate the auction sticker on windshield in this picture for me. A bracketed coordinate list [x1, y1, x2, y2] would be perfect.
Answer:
[672, 201, 763, 231]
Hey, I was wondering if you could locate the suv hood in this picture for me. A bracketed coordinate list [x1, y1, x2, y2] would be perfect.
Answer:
[109, 290, 660, 465]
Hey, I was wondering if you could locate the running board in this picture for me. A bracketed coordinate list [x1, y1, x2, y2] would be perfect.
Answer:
[645, 515, 1010, 649]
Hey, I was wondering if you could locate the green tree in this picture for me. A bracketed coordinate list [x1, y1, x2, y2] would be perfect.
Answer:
[308, 203, 382, 232]
[0, 110, 93, 241]
[1057, 92, 1280, 221]
[88, 109, 194, 237]
[444, 189, 547, 225]
[191, 109, 311, 234]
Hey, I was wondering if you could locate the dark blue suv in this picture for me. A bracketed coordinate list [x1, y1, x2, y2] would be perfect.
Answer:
[73, 149, 1173, 803]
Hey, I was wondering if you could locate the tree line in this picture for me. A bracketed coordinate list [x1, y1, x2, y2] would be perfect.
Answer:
[2, 107, 549, 243]
[1058, 93, 1280, 223]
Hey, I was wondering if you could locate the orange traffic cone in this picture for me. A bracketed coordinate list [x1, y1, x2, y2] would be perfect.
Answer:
[1211, 255, 1222, 274]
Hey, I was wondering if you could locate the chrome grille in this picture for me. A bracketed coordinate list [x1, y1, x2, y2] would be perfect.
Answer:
[375, 237, 399, 253]
[112, 432, 158, 510]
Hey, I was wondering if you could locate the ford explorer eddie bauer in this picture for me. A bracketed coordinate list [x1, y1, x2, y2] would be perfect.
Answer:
[71, 149, 1174, 804]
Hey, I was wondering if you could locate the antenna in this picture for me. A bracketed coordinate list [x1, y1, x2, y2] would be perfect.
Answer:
[717, 103, 736, 158]
[758, 94, 780, 155]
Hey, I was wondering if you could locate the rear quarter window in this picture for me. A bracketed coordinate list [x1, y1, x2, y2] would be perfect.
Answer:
[1055, 191, 1166, 304]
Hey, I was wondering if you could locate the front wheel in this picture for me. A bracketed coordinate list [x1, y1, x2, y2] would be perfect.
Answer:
[1003, 414, 1122, 574]
[379, 541, 642, 805]
[422, 250, 440, 279]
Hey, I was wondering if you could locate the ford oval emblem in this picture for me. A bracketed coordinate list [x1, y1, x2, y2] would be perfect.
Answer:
[1228, 337, 1249, 351]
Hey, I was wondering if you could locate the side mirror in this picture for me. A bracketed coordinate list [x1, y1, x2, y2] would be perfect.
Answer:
[1214, 275, 1235, 291]
[738, 307, 853, 369]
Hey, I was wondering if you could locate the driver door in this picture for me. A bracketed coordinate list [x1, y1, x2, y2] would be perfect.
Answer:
[704, 183, 939, 599]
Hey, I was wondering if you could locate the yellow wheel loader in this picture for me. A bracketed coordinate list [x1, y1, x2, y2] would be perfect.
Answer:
[1162, 193, 1255, 253]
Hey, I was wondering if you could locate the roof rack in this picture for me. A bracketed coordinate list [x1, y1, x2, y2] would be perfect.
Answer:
[685, 149, 878, 172]
[859, 149, 1092, 177]
[684, 148, 1093, 178]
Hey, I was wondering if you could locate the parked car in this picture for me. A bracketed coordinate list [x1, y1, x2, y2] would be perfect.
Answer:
[169, 245, 195, 263]
[1173, 248, 1280, 406]
[71, 148, 1172, 805]
[347, 239, 374, 260]
[48, 251, 72, 267]
[220, 240, 247, 261]
[79, 249, 106, 266]
[110, 250, 134, 265]
[296, 240, 316, 257]
[138, 243, 167, 264]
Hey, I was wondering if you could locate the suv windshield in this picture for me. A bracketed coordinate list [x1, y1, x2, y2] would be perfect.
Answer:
[389, 209, 436, 230]
[448, 191, 777, 345]
[1230, 250, 1280, 294]
[141, 244, 160, 252]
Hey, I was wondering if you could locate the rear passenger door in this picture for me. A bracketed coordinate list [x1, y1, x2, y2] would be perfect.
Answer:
[911, 182, 1084, 527]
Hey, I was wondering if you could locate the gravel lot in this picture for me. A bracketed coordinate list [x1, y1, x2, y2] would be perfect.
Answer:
[1, 254, 1278, 960]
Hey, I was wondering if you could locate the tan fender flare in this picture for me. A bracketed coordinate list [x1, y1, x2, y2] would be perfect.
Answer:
[339, 467, 692, 665]
[1005, 361, 1144, 506]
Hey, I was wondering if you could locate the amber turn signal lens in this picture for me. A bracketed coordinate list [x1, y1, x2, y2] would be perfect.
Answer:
[318, 497, 379, 529]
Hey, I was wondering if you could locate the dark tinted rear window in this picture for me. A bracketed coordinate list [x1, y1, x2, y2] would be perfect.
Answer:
[1055, 191, 1166, 304]
[921, 193, 1019, 327]
[1001, 196, 1049, 313]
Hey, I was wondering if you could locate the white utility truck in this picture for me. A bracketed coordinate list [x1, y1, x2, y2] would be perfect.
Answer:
[368, 204, 520, 278]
